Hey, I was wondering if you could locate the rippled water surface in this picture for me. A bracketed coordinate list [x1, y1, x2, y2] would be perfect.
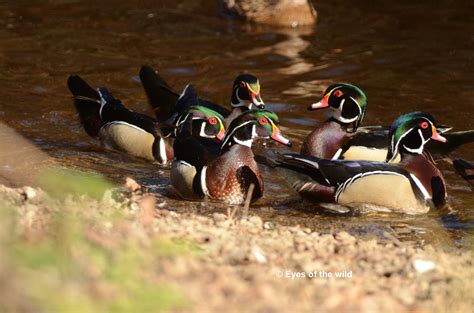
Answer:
[0, 0, 473, 249]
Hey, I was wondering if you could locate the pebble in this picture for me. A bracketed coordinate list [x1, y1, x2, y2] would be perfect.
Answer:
[263, 221, 275, 230]
[251, 246, 267, 264]
[22, 186, 36, 200]
[125, 177, 141, 193]
[413, 259, 436, 273]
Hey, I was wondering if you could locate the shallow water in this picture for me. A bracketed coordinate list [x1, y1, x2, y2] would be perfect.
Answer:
[0, 0, 473, 249]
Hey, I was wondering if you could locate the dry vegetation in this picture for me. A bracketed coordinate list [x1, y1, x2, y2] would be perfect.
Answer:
[0, 169, 473, 313]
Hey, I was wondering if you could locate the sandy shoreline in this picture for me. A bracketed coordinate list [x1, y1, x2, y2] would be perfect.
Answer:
[0, 182, 473, 312]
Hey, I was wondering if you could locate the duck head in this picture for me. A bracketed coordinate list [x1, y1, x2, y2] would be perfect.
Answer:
[309, 83, 368, 131]
[221, 109, 291, 149]
[386, 112, 447, 162]
[231, 74, 265, 110]
[175, 105, 226, 141]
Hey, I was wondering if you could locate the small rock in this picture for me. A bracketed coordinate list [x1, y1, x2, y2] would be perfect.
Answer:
[413, 259, 436, 273]
[130, 202, 140, 212]
[251, 246, 267, 264]
[157, 202, 167, 208]
[22, 186, 36, 200]
[263, 221, 274, 230]
[125, 177, 141, 193]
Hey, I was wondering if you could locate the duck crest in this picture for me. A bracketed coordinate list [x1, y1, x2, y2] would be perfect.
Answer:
[220, 109, 286, 150]
[175, 105, 226, 141]
[387, 112, 443, 162]
[310, 83, 368, 132]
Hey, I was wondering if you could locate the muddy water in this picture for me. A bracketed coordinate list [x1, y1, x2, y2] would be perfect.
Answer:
[0, 1, 473, 249]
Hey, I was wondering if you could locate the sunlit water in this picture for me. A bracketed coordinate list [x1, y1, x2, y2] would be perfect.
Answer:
[0, 0, 473, 249]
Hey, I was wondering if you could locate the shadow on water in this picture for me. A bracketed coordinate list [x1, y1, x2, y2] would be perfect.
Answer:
[0, 0, 473, 250]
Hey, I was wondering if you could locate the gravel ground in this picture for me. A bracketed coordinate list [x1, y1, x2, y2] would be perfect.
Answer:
[0, 181, 473, 313]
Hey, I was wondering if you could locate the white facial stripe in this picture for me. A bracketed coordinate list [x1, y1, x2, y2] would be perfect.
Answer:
[339, 98, 345, 110]
[329, 107, 358, 124]
[231, 86, 252, 108]
[391, 124, 431, 161]
[233, 137, 253, 147]
[234, 124, 257, 147]
[221, 120, 254, 148]
[335, 170, 408, 202]
[198, 121, 215, 138]
[349, 96, 363, 118]
[402, 129, 428, 155]
[200, 166, 210, 198]
[326, 86, 338, 96]
[330, 96, 363, 124]
[349, 96, 360, 108]
[251, 124, 257, 139]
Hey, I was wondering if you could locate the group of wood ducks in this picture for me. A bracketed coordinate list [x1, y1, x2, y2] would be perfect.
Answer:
[67, 66, 474, 214]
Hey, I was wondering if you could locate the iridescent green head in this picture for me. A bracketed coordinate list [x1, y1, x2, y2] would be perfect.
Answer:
[309, 83, 368, 131]
[221, 109, 291, 149]
[386, 112, 447, 162]
[231, 74, 265, 110]
[176, 105, 226, 141]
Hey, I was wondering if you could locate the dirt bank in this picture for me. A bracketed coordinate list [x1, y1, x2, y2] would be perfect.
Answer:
[0, 182, 472, 313]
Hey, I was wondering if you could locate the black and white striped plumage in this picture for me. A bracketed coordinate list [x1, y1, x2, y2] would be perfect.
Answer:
[171, 109, 290, 204]
[139, 65, 265, 126]
[68, 75, 173, 163]
[270, 112, 448, 214]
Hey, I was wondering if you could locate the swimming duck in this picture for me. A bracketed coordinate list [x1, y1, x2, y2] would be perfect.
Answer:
[268, 112, 448, 214]
[67, 75, 225, 164]
[171, 109, 291, 204]
[139, 65, 265, 125]
[303, 83, 474, 162]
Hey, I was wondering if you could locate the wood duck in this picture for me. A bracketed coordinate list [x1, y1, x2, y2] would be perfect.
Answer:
[67, 75, 225, 164]
[303, 83, 474, 162]
[268, 112, 448, 214]
[171, 109, 291, 204]
[139, 65, 265, 125]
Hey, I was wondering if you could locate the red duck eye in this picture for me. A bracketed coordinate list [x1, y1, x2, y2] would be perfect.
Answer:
[420, 121, 429, 129]
[258, 117, 268, 125]
[333, 90, 343, 97]
[208, 117, 218, 125]
[240, 81, 246, 88]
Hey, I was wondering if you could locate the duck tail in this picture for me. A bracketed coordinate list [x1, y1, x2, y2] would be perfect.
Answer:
[256, 153, 328, 194]
[453, 159, 474, 186]
[67, 75, 102, 137]
[139, 65, 179, 121]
